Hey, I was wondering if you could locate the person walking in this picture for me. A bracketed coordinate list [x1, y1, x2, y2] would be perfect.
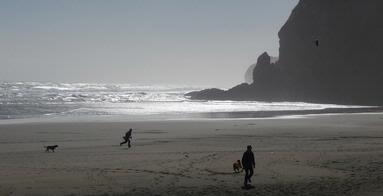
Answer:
[242, 145, 255, 188]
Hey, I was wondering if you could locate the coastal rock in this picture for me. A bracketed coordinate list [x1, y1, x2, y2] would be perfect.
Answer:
[244, 56, 278, 84]
[185, 88, 226, 100]
[187, 0, 383, 105]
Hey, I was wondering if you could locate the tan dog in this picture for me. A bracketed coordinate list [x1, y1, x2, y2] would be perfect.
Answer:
[233, 160, 243, 173]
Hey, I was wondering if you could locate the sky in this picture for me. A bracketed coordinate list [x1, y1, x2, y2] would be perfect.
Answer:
[0, 0, 298, 88]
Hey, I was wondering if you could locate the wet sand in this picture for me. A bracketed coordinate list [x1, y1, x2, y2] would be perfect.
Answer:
[1, 113, 383, 196]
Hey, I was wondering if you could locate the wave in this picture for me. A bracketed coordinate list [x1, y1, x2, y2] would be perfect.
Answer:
[0, 81, 370, 120]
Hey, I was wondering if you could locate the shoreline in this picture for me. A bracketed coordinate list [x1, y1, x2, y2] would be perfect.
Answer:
[0, 106, 381, 125]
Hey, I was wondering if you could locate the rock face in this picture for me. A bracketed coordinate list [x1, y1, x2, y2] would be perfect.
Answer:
[187, 0, 383, 105]
[244, 56, 278, 84]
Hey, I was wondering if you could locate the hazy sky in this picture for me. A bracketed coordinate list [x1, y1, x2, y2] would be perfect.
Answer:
[1, 0, 298, 88]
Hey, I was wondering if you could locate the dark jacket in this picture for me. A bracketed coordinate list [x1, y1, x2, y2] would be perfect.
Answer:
[242, 150, 255, 169]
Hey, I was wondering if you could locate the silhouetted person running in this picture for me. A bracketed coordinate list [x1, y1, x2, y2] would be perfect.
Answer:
[242, 145, 255, 187]
[120, 128, 132, 147]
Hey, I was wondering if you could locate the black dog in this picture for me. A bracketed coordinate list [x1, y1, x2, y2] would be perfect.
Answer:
[44, 145, 58, 152]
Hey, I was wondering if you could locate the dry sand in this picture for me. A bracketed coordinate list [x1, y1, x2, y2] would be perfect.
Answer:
[1, 113, 383, 196]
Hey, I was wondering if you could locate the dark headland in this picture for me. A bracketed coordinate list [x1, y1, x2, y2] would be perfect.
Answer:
[186, 0, 383, 106]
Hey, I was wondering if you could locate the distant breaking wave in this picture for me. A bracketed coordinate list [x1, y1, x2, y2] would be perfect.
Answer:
[0, 82, 369, 120]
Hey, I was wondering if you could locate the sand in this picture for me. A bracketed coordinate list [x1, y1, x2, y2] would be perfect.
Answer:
[1, 113, 383, 196]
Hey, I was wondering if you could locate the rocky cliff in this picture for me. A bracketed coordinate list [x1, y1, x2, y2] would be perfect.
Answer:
[187, 0, 383, 105]
[244, 56, 278, 84]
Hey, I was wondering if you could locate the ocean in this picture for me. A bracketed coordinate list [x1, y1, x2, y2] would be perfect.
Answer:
[0, 82, 366, 121]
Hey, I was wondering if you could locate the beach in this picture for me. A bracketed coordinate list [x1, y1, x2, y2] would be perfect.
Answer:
[1, 113, 383, 196]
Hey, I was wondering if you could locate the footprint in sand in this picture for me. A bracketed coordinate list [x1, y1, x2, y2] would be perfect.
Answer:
[0, 186, 15, 196]
[153, 177, 160, 185]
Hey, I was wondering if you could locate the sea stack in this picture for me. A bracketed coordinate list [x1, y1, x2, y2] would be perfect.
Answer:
[186, 0, 383, 105]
